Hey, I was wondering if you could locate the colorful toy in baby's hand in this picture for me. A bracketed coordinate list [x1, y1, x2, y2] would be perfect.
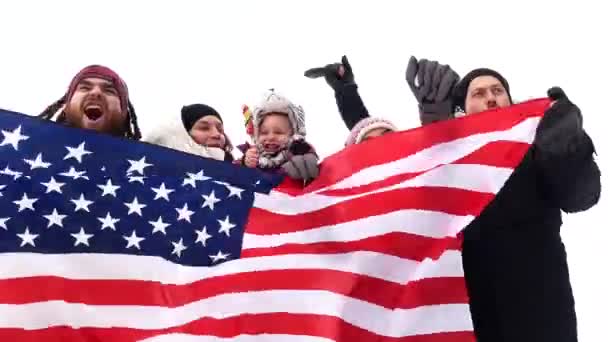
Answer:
[242, 104, 254, 138]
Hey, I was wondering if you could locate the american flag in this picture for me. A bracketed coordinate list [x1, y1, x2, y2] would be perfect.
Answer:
[0, 98, 551, 342]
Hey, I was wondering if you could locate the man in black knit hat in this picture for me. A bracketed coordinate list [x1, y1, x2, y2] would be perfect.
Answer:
[414, 64, 600, 342]
[451, 67, 513, 115]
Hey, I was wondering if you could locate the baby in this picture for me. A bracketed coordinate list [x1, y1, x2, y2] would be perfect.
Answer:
[238, 90, 319, 182]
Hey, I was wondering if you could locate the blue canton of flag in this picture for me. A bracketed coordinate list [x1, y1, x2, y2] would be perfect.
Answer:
[0, 109, 280, 266]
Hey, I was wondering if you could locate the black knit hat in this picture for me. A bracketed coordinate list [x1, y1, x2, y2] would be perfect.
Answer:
[181, 103, 222, 132]
[452, 68, 512, 112]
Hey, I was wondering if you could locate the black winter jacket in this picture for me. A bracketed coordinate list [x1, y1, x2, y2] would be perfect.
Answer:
[463, 131, 599, 342]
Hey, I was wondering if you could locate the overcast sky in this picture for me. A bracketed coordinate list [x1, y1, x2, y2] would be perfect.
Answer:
[1, 1, 605, 340]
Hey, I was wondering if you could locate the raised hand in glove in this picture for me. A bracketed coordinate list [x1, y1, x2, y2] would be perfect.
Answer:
[305, 55, 369, 130]
[535, 87, 585, 157]
[305, 55, 355, 91]
[406, 56, 460, 125]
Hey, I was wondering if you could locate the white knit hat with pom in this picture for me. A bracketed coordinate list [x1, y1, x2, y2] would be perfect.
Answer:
[345, 117, 398, 146]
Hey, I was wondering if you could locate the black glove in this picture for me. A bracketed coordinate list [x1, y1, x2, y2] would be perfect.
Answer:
[305, 55, 370, 130]
[289, 139, 314, 155]
[535, 87, 585, 157]
[305, 55, 355, 91]
[534, 87, 600, 213]
[406, 56, 460, 125]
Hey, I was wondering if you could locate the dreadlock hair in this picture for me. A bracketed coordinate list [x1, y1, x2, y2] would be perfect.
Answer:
[38, 95, 142, 141]
[38, 94, 67, 122]
[125, 101, 142, 140]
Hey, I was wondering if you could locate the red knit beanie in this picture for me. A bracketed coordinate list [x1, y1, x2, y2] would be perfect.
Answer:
[66, 65, 129, 113]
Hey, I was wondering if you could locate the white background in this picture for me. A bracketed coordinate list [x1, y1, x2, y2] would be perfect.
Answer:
[0, 1, 605, 340]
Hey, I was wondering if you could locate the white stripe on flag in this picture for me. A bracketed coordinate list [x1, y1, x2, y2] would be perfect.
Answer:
[0, 250, 463, 285]
[254, 163, 512, 215]
[243, 209, 474, 248]
[0, 290, 473, 337]
[324, 117, 539, 191]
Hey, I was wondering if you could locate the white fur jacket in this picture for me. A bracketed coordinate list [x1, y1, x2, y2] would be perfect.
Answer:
[142, 121, 230, 161]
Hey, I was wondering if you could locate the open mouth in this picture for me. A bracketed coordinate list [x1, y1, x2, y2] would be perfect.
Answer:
[264, 143, 282, 151]
[84, 104, 104, 121]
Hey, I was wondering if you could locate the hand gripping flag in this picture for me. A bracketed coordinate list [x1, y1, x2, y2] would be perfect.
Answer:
[0, 97, 551, 342]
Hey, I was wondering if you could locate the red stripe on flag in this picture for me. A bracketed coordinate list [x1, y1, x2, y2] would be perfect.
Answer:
[0, 313, 477, 342]
[242, 232, 462, 261]
[452, 141, 531, 168]
[318, 170, 425, 197]
[316, 141, 530, 198]
[0, 269, 467, 309]
[246, 187, 492, 234]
